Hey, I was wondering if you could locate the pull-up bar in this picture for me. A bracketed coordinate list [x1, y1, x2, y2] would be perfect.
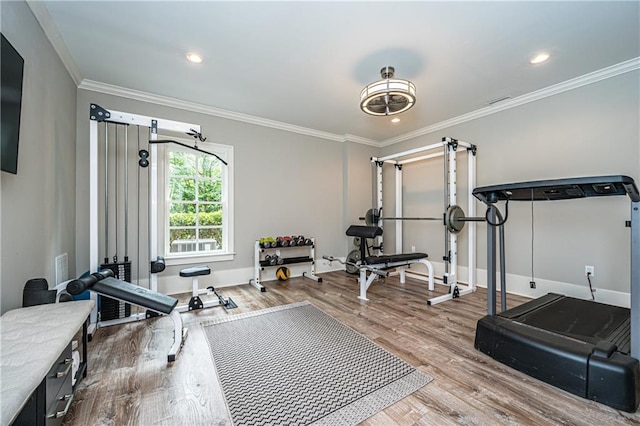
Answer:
[375, 138, 475, 163]
[149, 139, 228, 166]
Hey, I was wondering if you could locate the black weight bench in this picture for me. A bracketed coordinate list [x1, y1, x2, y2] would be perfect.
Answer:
[67, 270, 185, 363]
[366, 252, 432, 265]
[346, 225, 435, 300]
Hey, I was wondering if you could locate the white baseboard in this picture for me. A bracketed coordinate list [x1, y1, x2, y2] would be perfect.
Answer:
[157, 267, 253, 295]
[426, 261, 631, 308]
[480, 271, 631, 308]
[157, 261, 345, 295]
[152, 260, 630, 308]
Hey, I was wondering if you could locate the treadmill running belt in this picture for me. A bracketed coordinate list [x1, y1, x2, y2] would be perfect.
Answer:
[511, 296, 630, 351]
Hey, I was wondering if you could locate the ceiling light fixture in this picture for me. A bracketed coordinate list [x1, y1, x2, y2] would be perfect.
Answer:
[391, 117, 401, 123]
[186, 52, 203, 63]
[360, 66, 416, 116]
[530, 53, 550, 64]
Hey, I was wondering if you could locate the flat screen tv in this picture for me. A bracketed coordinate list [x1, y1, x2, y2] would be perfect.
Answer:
[1, 33, 25, 174]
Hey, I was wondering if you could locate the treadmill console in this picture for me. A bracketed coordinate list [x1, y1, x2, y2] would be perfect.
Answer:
[473, 175, 639, 204]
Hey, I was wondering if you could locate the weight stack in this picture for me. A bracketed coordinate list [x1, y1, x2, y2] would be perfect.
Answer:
[99, 261, 132, 321]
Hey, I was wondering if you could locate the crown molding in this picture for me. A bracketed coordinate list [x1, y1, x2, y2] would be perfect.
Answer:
[26, 1, 82, 85]
[78, 79, 381, 146]
[342, 134, 380, 147]
[380, 57, 640, 147]
[79, 56, 638, 149]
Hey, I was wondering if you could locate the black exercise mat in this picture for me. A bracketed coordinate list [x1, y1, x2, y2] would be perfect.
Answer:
[203, 301, 432, 426]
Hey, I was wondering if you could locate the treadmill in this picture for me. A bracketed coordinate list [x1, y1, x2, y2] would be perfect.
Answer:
[472, 175, 640, 412]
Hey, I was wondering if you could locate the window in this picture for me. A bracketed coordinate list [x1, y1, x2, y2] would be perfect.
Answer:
[164, 140, 233, 261]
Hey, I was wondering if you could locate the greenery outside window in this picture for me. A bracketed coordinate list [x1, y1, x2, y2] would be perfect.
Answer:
[164, 140, 233, 261]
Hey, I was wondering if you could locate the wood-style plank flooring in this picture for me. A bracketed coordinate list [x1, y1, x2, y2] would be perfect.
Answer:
[64, 272, 640, 425]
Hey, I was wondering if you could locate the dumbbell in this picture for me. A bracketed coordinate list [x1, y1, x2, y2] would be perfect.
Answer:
[304, 238, 312, 246]
[278, 236, 292, 247]
[259, 237, 269, 248]
[289, 235, 298, 246]
[264, 254, 277, 266]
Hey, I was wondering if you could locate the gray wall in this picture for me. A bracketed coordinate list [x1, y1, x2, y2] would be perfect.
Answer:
[0, 1, 78, 314]
[381, 71, 639, 295]
[74, 90, 347, 293]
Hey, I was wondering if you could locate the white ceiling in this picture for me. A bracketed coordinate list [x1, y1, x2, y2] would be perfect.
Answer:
[35, 1, 639, 144]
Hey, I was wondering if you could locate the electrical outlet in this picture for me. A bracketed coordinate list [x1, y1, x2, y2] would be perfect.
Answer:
[529, 281, 536, 289]
[585, 265, 595, 277]
[411, 245, 416, 252]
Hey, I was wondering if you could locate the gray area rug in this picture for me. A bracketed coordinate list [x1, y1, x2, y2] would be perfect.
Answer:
[203, 301, 433, 425]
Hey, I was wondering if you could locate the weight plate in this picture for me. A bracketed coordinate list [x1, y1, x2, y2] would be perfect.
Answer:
[365, 209, 375, 226]
[445, 205, 465, 234]
[345, 249, 361, 274]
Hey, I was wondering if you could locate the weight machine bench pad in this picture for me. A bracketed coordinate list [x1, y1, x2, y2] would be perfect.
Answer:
[180, 266, 211, 277]
[366, 253, 429, 265]
[93, 277, 178, 315]
[346, 225, 383, 239]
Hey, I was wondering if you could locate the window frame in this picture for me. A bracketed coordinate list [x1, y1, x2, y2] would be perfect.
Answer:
[160, 137, 234, 264]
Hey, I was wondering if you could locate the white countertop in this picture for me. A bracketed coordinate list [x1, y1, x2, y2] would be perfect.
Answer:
[0, 300, 95, 425]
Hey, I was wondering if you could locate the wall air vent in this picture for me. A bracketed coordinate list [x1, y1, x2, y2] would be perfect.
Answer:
[487, 96, 512, 106]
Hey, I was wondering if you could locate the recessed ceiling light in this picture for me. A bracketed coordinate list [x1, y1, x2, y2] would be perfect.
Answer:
[186, 52, 203, 63]
[391, 117, 401, 123]
[530, 53, 550, 64]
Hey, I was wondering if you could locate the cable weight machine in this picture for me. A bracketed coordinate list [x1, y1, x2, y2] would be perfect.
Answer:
[97, 121, 132, 320]
[87, 104, 202, 331]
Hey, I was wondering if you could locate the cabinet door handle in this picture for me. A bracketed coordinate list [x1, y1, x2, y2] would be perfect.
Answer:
[48, 393, 74, 418]
[54, 359, 73, 378]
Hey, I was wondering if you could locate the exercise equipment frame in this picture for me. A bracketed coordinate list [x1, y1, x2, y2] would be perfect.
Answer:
[89, 104, 201, 331]
[474, 175, 639, 412]
[90, 105, 236, 323]
[370, 137, 477, 305]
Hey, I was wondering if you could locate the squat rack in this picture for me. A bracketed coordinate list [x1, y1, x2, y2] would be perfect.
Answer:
[370, 137, 477, 305]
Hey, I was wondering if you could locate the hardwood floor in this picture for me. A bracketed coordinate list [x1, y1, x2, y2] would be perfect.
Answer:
[64, 272, 640, 425]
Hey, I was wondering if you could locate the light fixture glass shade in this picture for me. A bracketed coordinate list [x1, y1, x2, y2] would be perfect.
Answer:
[360, 67, 416, 116]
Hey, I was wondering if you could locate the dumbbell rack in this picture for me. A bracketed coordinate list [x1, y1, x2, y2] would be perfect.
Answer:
[250, 238, 322, 291]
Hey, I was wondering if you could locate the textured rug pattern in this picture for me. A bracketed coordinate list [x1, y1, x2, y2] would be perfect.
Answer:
[203, 301, 432, 425]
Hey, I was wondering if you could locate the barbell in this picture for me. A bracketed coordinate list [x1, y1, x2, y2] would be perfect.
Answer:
[360, 205, 485, 234]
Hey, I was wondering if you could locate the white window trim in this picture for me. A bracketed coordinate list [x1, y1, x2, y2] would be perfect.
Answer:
[159, 136, 234, 264]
